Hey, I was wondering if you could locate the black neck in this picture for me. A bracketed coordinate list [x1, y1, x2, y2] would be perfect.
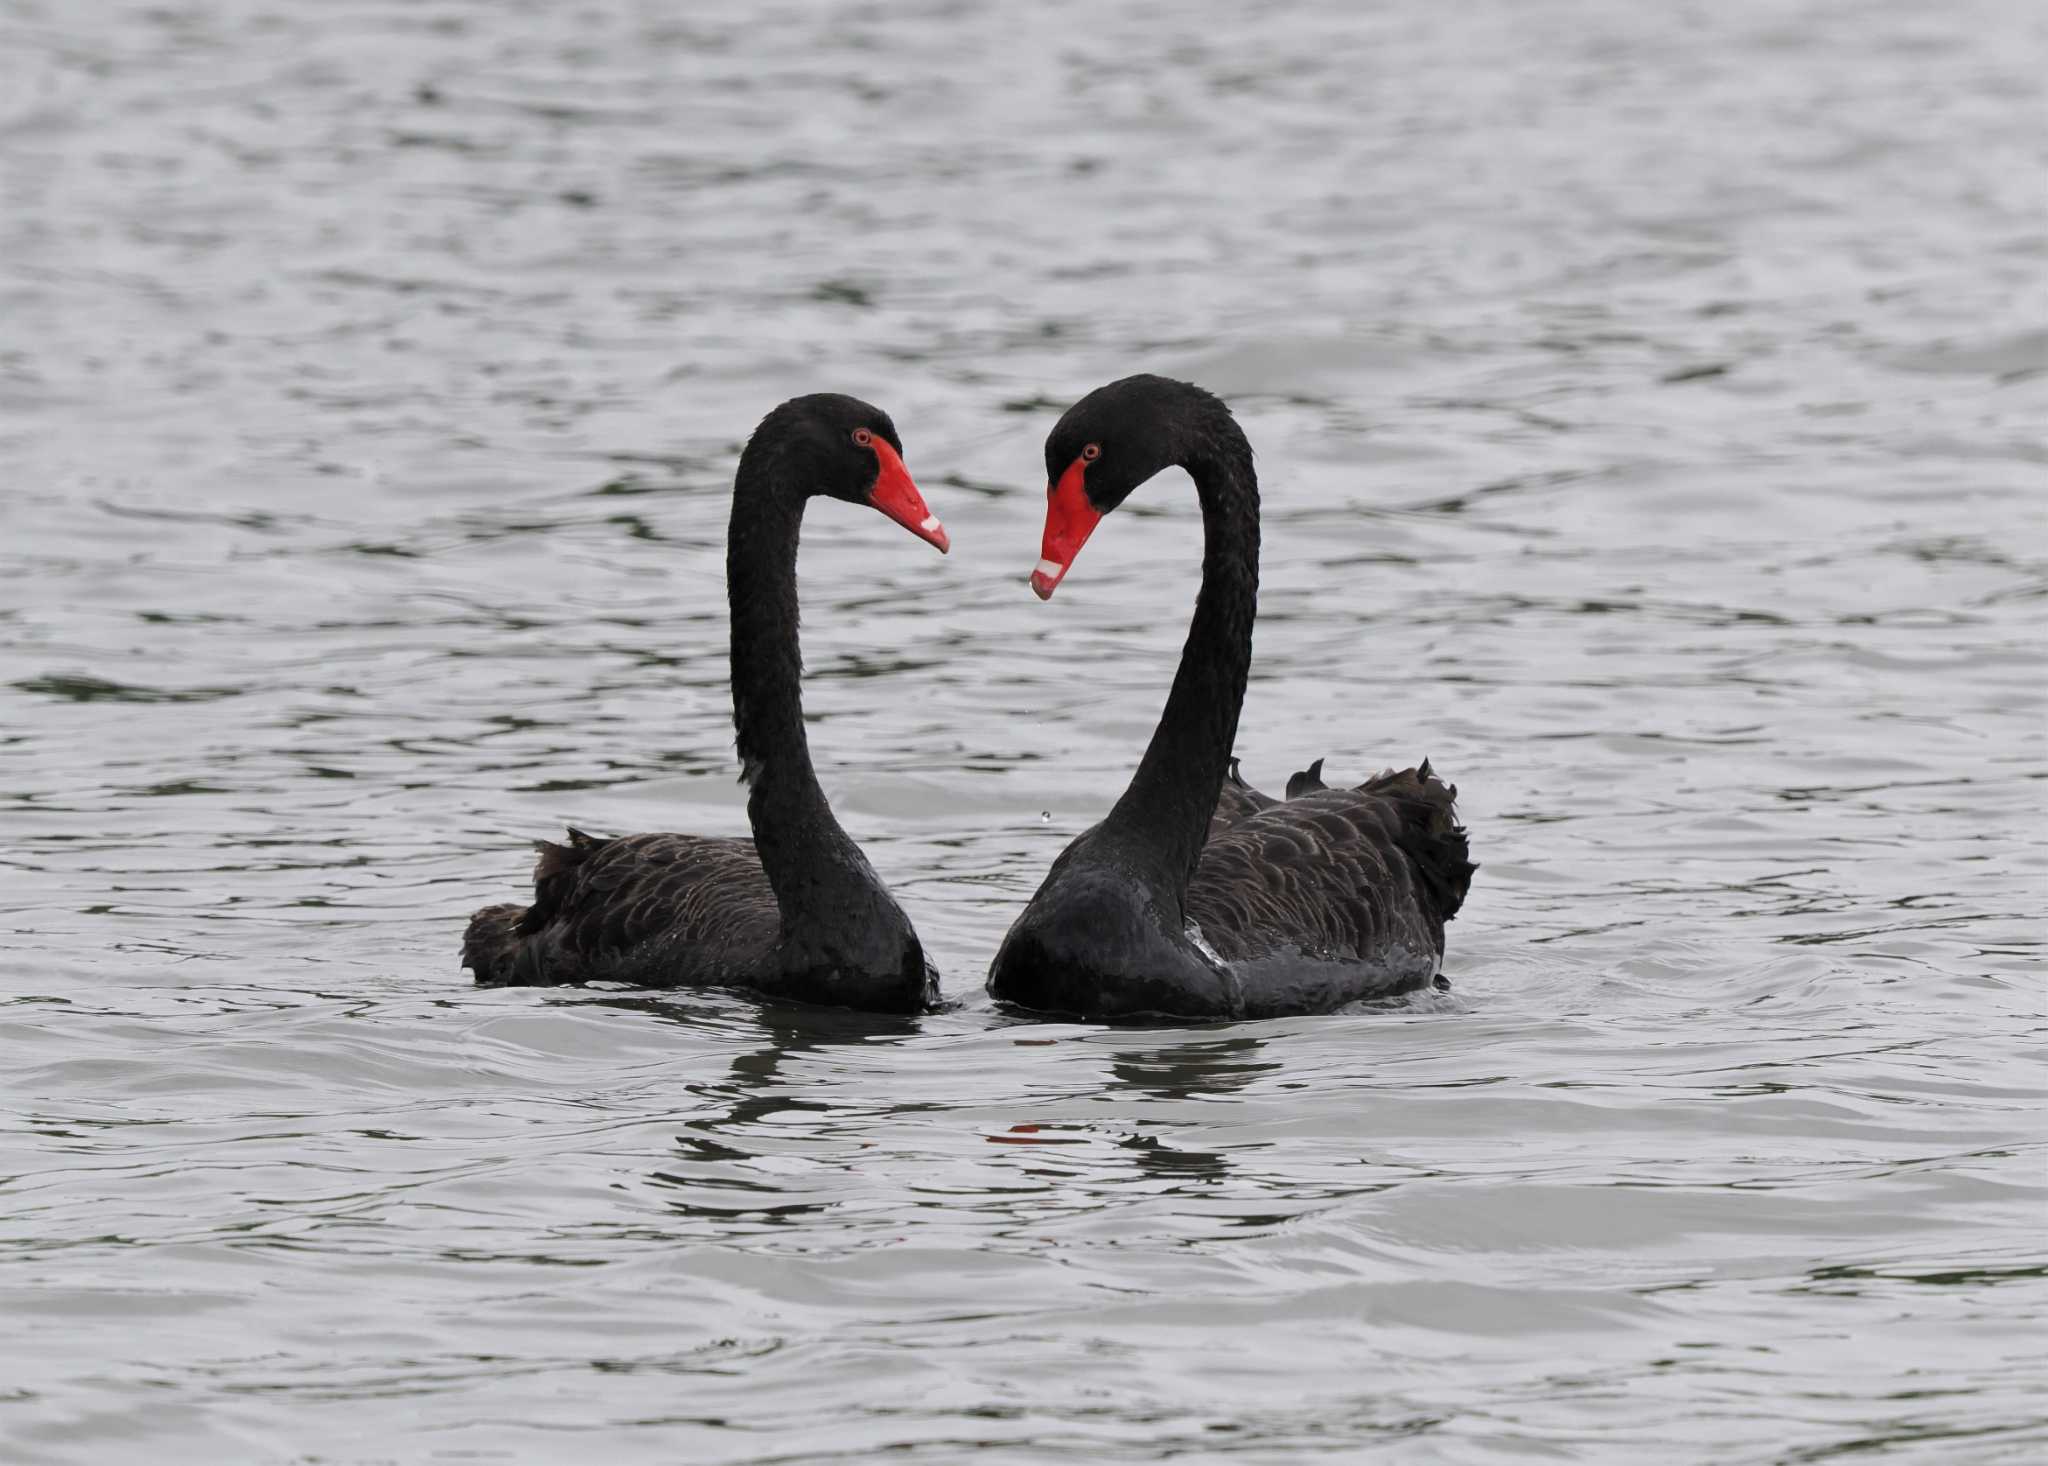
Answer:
[1097, 425, 1259, 898]
[725, 461, 884, 928]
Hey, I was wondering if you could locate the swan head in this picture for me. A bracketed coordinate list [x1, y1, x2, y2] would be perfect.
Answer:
[749, 393, 950, 553]
[1030, 375, 1235, 598]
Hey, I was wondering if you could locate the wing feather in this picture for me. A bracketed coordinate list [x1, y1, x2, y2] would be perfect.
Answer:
[1207, 756, 1281, 840]
[1187, 763, 1473, 968]
[464, 830, 779, 986]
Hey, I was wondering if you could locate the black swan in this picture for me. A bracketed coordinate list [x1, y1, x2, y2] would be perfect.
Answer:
[463, 394, 949, 1013]
[987, 375, 1474, 1021]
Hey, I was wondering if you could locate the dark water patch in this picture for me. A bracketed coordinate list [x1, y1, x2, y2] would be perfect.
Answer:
[10, 675, 244, 705]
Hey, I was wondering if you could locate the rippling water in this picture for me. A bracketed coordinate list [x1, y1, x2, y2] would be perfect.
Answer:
[4, 1, 2044, 1460]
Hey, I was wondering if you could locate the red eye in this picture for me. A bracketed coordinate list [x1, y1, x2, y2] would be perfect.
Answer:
[852, 427, 873, 447]
[1081, 443, 1101, 462]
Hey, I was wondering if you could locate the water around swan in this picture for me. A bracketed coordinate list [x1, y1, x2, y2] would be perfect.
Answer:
[2, 1, 2043, 1460]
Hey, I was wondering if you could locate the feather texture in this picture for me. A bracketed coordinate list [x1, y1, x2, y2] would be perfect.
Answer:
[1207, 756, 1279, 840]
[466, 831, 779, 988]
[1189, 762, 1473, 972]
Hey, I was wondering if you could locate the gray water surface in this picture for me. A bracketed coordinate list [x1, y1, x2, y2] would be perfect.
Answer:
[3, 1, 2045, 1461]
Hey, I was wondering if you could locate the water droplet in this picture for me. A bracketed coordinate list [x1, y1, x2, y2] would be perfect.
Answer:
[1039, 811, 1051, 823]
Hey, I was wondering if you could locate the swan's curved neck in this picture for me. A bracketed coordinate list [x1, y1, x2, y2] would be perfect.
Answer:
[1098, 423, 1259, 897]
[726, 466, 881, 926]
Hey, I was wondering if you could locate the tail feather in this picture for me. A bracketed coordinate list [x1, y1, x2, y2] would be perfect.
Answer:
[1360, 760, 1475, 926]
[466, 827, 613, 986]
[462, 903, 527, 985]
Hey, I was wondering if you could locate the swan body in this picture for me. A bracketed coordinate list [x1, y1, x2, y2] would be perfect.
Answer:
[988, 375, 1473, 1021]
[463, 394, 948, 1013]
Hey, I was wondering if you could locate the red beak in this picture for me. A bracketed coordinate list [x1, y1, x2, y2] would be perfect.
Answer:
[866, 437, 950, 553]
[1029, 457, 1102, 599]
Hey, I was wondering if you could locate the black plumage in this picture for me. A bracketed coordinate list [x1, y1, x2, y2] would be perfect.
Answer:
[1206, 757, 1278, 841]
[1284, 758, 1327, 799]
[461, 395, 947, 1013]
[987, 375, 1475, 1021]
[465, 830, 778, 989]
[1187, 761, 1473, 1016]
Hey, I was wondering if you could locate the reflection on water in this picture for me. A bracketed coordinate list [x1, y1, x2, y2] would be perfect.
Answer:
[3, 0, 2044, 1460]
[1110, 1035, 1278, 1102]
[1107, 1038, 1276, 1186]
[629, 998, 928, 1231]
